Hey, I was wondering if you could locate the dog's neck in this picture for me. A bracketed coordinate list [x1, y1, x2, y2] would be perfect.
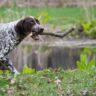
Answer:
[14, 22, 31, 41]
[5, 21, 29, 45]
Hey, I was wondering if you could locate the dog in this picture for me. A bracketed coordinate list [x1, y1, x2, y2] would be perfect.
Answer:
[0, 16, 44, 74]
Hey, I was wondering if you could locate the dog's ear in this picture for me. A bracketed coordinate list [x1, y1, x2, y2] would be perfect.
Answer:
[15, 19, 25, 36]
[15, 17, 33, 36]
[23, 17, 34, 33]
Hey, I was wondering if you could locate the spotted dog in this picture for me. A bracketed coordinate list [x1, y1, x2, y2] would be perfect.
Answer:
[0, 16, 44, 74]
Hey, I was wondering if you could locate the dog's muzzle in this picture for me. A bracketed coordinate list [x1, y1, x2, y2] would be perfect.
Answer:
[31, 24, 44, 40]
[32, 24, 44, 34]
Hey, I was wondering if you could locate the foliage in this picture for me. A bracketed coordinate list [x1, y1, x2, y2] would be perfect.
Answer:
[76, 48, 96, 70]
[38, 12, 50, 24]
[0, 7, 87, 25]
[22, 64, 36, 74]
[0, 77, 9, 96]
[0, 70, 10, 75]
[80, 20, 96, 38]
[0, 69, 96, 96]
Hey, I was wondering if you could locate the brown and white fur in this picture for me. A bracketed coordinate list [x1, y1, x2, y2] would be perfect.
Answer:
[0, 16, 44, 74]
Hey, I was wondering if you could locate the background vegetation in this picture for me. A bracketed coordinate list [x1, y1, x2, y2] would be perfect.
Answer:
[0, 68, 96, 96]
[0, 2, 96, 96]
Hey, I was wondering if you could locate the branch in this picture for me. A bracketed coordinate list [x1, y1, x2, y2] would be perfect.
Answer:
[40, 27, 75, 38]
[31, 25, 83, 39]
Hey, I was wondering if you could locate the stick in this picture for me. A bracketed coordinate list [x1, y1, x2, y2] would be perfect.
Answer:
[31, 25, 83, 39]
[40, 27, 75, 38]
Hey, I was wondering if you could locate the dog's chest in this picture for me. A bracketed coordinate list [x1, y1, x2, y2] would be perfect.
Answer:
[0, 23, 20, 57]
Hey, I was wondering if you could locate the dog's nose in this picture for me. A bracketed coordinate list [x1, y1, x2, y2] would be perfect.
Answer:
[39, 27, 44, 33]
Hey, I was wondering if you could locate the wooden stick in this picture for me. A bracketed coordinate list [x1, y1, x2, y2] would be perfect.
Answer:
[31, 25, 83, 39]
[40, 27, 75, 38]
[31, 27, 75, 38]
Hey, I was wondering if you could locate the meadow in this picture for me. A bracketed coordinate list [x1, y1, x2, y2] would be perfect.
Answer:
[0, 69, 96, 96]
[0, 7, 96, 96]
[0, 7, 95, 24]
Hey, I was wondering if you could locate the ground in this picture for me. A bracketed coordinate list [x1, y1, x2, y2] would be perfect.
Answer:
[0, 69, 96, 96]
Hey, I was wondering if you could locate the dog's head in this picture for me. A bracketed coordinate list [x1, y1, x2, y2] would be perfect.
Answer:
[15, 16, 44, 37]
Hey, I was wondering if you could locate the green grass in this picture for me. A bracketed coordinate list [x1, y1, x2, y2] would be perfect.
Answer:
[0, 77, 9, 96]
[0, 69, 96, 96]
[0, 7, 96, 25]
[0, 7, 96, 95]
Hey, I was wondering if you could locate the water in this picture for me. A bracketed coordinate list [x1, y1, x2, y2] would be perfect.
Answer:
[23, 39, 96, 48]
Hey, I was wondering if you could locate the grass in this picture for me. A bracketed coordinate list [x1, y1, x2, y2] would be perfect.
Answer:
[0, 7, 96, 96]
[0, 7, 96, 25]
[0, 69, 96, 96]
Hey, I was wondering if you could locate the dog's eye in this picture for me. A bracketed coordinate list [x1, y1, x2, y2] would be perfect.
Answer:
[35, 19, 40, 24]
[30, 20, 35, 25]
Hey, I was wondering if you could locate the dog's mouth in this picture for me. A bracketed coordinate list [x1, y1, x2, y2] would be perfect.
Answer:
[31, 32, 39, 40]
[31, 28, 44, 40]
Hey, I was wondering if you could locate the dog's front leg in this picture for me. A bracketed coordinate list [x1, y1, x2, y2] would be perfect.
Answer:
[0, 57, 19, 74]
[7, 58, 19, 74]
